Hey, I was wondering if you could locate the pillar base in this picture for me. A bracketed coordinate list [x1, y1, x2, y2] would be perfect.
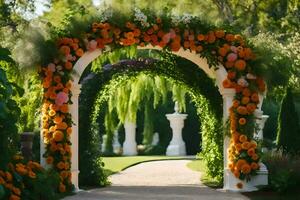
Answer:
[123, 141, 137, 156]
[71, 169, 80, 192]
[223, 163, 268, 192]
[166, 142, 186, 156]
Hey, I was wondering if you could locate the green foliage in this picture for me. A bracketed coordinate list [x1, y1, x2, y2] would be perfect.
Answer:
[17, 73, 43, 132]
[0, 48, 20, 168]
[276, 87, 300, 154]
[262, 151, 300, 193]
[79, 71, 109, 186]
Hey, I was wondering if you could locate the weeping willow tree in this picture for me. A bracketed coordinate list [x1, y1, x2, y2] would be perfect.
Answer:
[102, 73, 186, 151]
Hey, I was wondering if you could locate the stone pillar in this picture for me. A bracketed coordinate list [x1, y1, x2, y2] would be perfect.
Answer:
[113, 130, 121, 154]
[220, 88, 236, 191]
[70, 83, 81, 191]
[123, 121, 137, 156]
[151, 132, 159, 146]
[101, 134, 107, 152]
[40, 122, 46, 167]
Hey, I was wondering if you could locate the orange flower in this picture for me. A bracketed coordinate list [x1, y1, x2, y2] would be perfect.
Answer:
[241, 142, 250, 150]
[66, 127, 72, 135]
[239, 118, 246, 125]
[9, 194, 20, 200]
[170, 42, 181, 52]
[46, 156, 54, 164]
[53, 130, 64, 142]
[246, 103, 256, 114]
[60, 104, 69, 113]
[237, 106, 248, 115]
[218, 47, 228, 57]
[252, 154, 259, 161]
[249, 140, 257, 148]
[65, 61, 73, 70]
[196, 45, 203, 52]
[251, 162, 259, 170]
[56, 122, 68, 130]
[54, 116, 63, 124]
[247, 148, 255, 156]
[12, 187, 21, 196]
[225, 34, 235, 41]
[239, 135, 247, 143]
[227, 71, 236, 80]
[197, 34, 205, 41]
[54, 76, 61, 83]
[234, 59, 246, 71]
[235, 159, 247, 170]
[57, 162, 65, 170]
[222, 79, 232, 88]
[60, 45, 70, 55]
[225, 61, 234, 68]
[75, 48, 84, 57]
[49, 109, 56, 117]
[5, 172, 13, 182]
[28, 171, 36, 179]
[59, 183, 66, 193]
[242, 88, 251, 97]
[233, 170, 240, 178]
[215, 30, 225, 38]
[251, 93, 259, 103]
[241, 97, 250, 105]
[241, 164, 251, 174]
[232, 100, 240, 108]
[43, 80, 51, 88]
[207, 32, 216, 43]
[236, 182, 243, 189]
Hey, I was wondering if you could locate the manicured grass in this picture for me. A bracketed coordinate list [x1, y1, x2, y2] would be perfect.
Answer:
[102, 156, 191, 175]
[186, 159, 222, 188]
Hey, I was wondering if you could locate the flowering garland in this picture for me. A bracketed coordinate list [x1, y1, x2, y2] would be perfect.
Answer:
[40, 9, 266, 191]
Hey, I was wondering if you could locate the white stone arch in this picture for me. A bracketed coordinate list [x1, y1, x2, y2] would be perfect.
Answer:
[45, 45, 268, 192]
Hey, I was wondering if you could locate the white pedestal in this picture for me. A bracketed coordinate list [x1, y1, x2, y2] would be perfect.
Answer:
[123, 121, 137, 156]
[166, 113, 187, 156]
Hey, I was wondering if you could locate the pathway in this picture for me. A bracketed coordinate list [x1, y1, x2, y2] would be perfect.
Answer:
[64, 160, 250, 200]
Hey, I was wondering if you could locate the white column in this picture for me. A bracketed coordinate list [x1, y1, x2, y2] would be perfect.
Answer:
[40, 121, 46, 167]
[220, 88, 237, 191]
[113, 130, 121, 154]
[70, 83, 81, 191]
[166, 113, 187, 156]
[123, 121, 137, 156]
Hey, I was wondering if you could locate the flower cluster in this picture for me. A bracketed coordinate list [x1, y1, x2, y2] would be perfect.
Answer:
[219, 38, 266, 183]
[41, 37, 81, 192]
[41, 11, 266, 191]
[0, 156, 43, 200]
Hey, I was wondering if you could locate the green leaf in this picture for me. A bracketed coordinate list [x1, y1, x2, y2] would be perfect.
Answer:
[0, 184, 5, 199]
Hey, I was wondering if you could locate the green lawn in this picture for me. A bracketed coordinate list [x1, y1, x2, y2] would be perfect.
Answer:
[102, 156, 192, 175]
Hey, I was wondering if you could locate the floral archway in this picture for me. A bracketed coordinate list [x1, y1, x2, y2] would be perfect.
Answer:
[40, 9, 267, 193]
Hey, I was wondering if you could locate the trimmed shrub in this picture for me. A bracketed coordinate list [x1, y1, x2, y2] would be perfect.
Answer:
[276, 87, 300, 154]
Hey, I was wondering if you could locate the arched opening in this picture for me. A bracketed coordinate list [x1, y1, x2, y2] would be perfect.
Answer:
[77, 50, 223, 186]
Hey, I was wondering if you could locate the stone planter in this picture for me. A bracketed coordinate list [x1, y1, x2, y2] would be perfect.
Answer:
[21, 132, 35, 160]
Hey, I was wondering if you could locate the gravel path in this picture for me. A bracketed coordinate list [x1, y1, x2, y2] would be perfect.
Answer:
[110, 160, 202, 186]
[64, 160, 250, 200]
